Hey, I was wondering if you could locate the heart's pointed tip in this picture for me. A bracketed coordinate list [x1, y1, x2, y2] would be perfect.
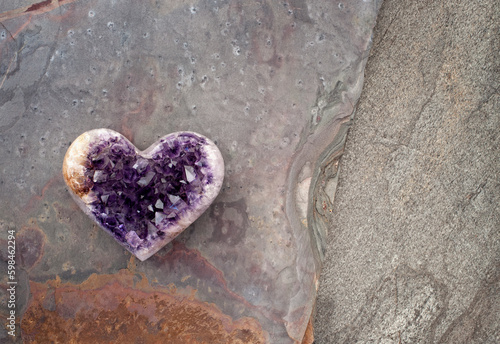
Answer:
[133, 251, 154, 262]
[63, 128, 225, 260]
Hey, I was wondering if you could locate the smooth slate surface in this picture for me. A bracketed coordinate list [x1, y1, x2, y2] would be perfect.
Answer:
[0, 0, 381, 342]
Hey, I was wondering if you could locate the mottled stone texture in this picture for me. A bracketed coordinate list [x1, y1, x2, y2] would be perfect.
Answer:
[315, 0, 499, 343]
[0, 0, 381, 343]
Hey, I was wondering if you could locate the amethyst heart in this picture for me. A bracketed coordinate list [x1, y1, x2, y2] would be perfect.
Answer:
[63, 129, 224, 261]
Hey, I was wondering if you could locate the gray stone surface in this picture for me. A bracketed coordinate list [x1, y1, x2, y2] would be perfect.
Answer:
[0, 0, 381, 342]
[315, 0, 499, 343]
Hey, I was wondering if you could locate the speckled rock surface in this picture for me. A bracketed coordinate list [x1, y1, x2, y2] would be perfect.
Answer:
[0, 0, 381, 342]
[315, 0, 499, 343]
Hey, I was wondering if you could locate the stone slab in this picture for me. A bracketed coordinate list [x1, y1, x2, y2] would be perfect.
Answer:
[0, 0, 381, 342]
[315, 0, 500, 342]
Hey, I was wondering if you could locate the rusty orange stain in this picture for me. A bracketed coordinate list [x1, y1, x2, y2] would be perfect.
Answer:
[26, 0, 54, 13]
[301, 317, 314, 344]
[157, 241, 284, 325]
[21, 269, 268, 343]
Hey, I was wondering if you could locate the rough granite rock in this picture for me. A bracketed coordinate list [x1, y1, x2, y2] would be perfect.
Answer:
[315, 0, 500, 343]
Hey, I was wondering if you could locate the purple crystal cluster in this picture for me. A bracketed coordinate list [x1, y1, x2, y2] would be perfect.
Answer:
[83, 134, 211, 248]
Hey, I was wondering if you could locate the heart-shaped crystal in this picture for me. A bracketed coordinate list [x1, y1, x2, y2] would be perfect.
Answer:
[63, 129, 224, 261]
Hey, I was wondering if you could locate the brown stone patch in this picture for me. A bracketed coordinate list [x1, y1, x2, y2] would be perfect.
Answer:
[21, 270, 268, 343]
[301, 316, 314, 344]
[0, 0, 79, 22]
[16, 226, 46, 271]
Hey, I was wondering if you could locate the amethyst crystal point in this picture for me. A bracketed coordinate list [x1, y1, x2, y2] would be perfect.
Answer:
[63, 129, 224, 261]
